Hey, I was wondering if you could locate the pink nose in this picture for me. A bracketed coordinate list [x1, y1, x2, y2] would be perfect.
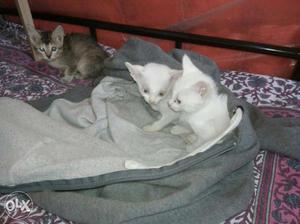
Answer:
[149, 99, 155, 104]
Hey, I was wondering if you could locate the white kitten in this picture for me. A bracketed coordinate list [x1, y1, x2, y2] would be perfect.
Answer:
[125, 62, 182, 132]
[169, 55, 230, 150]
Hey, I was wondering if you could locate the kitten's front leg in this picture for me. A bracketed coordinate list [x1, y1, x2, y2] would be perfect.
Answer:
[170, 125, 191, 135]
[186, 137, 204, 152]
[143, 115, 176, 132]
[62, 74, 73, 83]
[62, 67, 76, 83]
[184, 134, 198, 144]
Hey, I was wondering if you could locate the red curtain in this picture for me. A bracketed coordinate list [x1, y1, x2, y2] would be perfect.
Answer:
[4, 0, 300, 78]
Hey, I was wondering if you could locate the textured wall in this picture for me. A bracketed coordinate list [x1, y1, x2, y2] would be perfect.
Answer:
[4, 0, 300, 78]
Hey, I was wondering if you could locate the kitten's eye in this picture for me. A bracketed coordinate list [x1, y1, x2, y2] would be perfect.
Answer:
[39, 47, 45, 52]
[159, 92, 165, 97]
[176, 99, 181, 104]
[143, 89, 149, 94]
[51, 47, 57, 51]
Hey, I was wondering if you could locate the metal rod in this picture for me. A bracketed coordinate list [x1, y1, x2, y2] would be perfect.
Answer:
[89, 26, 97, 41]
[175, 41, 182, 49]
[292, 61, 300, 81]
[14, 1, 38, 60]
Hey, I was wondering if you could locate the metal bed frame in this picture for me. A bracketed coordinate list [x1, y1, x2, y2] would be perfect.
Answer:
[1, 7, 300, 80]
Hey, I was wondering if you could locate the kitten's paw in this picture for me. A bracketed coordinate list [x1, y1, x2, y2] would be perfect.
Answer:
[143, 124, 161, 132]
[186, 143, 199, 153]
[184, 134, 198, 144]
[62, 75, 74, 83]
[186, 144, 194, 152]
[125, 160, 147, 169]
[170, 125, 190, 135]
[186, 140, 204, 152]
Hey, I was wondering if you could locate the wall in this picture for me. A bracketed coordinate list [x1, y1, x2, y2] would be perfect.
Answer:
[4, 0, 300, 78]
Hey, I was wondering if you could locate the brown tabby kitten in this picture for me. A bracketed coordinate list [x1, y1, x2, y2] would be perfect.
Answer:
[27, 25, 108, 82]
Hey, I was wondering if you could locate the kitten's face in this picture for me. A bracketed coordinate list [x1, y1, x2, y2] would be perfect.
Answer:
[28, 25, 64, 61]
[125, 62, 181, 105]
[169, 81, 207, 113]
[169, 55, 208, 113]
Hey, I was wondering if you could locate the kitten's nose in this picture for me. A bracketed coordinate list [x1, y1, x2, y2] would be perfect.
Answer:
[149, 97, 156, 104]
[149, 99, 155, 104]
[46, 54, 51, 59]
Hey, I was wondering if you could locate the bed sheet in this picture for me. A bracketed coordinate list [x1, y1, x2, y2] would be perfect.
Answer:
[0, 20, 299, 224]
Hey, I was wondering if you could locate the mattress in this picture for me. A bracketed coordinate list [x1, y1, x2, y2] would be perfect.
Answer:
[0, 20, 299, 224]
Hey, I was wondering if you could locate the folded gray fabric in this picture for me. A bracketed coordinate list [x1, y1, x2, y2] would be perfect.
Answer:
[0, 39, 299, 224]
[103, 38, 220, 83]
[27, 84, 94, 112]
[0, 78, 189, 186]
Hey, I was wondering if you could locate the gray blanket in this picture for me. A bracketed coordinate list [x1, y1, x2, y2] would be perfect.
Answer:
[0, 78, 186, 186]
[0, 74, 241, 186]
[1, 39, 299, 224]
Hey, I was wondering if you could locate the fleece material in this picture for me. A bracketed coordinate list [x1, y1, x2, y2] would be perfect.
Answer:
[0, 39, 299, 224]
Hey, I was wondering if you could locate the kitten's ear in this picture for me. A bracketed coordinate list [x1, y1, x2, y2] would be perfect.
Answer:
[52, 25, 64, 44]
[169, 69, 182, 80]
[26, 25, 41, 45]
[125, 62, 144, 81]
[192, 81, 208, 96]
[182, 54, 198, 72]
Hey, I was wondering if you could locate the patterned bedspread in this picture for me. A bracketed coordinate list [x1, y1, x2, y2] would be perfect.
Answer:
[0, 20, 299, 224]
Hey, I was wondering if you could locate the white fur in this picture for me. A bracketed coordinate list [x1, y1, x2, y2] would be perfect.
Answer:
[125, 108, 243, 169]
[125, 62, 182, 132]
[169, 55, 231, 150]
